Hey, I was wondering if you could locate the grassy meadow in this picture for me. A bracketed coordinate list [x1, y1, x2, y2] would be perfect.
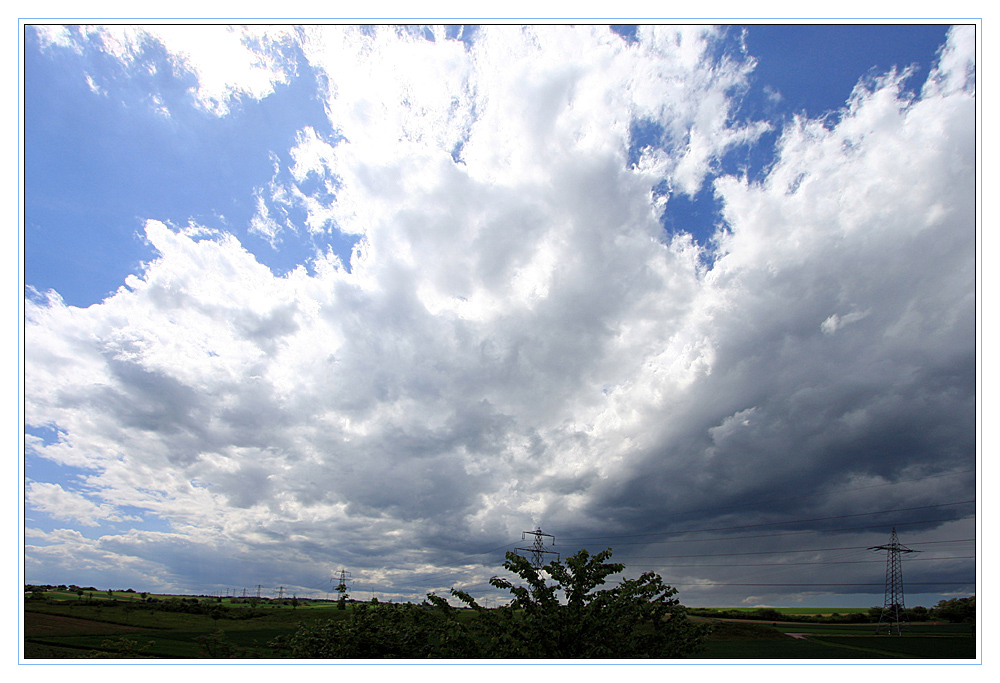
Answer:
[23, 588, 976, 660]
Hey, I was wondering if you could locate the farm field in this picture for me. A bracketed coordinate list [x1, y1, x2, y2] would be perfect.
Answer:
[23, 594, 976, 661]
[707, 607, 872, 615]
[693, 620, 975, 659]
[23, 597, 357, 659]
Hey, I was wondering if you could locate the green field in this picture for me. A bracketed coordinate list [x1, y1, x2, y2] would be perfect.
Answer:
[692, 619, 975, 659]
[708, 607, 872, 615]
[23, 593, 976, 660]
[24, 599, 358, 659]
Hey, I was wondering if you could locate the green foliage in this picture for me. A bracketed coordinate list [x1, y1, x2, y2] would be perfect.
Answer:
[704, 620, 793, 641]
[689, 607, 879, 624]
[931, 596, 975, 623]
[87, 636, 156, 658]
[25, 590, 972, 660]
[443, 549, 712, 658]
[196, 630, 247, 658]
[272, 549, 710, 658]
[270, 601, 442, 658]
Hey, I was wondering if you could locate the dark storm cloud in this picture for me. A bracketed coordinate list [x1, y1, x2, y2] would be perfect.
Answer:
[23, 25, 976, 607]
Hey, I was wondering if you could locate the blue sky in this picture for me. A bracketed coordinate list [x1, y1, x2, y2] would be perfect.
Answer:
[22, 23, 976, 614]
[24, 28, 347, 306]
[25, 24, 953, 306]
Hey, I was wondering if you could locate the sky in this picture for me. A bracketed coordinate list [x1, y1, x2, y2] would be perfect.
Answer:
[21, 22, 977, 610]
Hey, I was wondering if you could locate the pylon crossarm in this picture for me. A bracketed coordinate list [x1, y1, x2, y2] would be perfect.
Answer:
[869, 528, 919, 635]
[517, 528, 558, 569]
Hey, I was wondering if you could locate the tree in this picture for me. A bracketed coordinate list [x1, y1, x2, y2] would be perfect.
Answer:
[932, 596, 975, 623]
[196, 630, 246, 658]
[88, 637, 155, 658]
[273, 600, 440, 658]
[271, 548, 710, 659]
[438, 549, 712, 658]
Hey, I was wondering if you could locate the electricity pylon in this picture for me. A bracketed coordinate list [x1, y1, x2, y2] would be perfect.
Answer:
[516, 527, 559, 569]
[869, 527, 919, 635]
[335, 569, 352, 601]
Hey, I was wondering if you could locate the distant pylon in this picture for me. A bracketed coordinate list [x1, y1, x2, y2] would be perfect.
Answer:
[516, 527, 559, 569]
[335, 569, 352, 600]
[869, 527, 919, 635]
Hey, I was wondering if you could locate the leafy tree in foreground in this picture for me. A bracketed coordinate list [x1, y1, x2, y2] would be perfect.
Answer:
[437, 549, 711, 658]
[272, 600, 440, 658]
[272, 548, 710, 659]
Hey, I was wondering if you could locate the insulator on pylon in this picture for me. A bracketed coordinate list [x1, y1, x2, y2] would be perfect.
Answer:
[868, 527, 919, 635]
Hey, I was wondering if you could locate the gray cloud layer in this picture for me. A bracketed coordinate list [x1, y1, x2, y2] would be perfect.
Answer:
[25, 25, 975, 605]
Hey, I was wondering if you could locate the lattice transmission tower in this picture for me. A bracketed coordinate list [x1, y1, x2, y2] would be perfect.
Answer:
[516, 527, 559, 569]
[869, 527, 919, 635]
[334, 569, 352, 602]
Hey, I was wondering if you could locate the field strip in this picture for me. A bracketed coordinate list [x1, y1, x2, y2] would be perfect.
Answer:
[24, 611, 160, 635]
[803, 637, 909, 658]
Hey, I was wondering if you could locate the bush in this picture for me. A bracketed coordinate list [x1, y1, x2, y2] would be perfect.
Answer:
[752, 608, 783, 621]
[272, 602, 441, 658]
[87, 637, 155, 658]
[273, 549, 711, 659]
[931, 596, 975, 623]
[441, 549, 712, 658]
[196, 630, 247, 658]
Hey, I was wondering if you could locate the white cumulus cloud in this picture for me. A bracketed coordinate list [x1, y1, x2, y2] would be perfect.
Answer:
[24, 25, 976, 602]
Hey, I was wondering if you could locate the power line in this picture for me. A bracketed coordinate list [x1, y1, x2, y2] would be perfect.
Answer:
[417, 472, 975, 593]
[465, 539, 523, 557]
[591, 469, 975, 525]
[870, 527, 918, 634]
[418, 540, 973, 592]
[595, 514, 976, 550]
[299, 470, 977, 598]
[418, 472, 976, 585]
[356, 471, 977, 597]
[385, 533, 974, 597]
[610, 539, 976, 561]
[623, 555, 974, 569]
[671, 582, 973, 588]
[515, 528, 559, 569]
[563, 500, 974, 543]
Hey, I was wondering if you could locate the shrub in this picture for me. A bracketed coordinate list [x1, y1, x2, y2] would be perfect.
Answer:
[272, 549, 711, 659]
